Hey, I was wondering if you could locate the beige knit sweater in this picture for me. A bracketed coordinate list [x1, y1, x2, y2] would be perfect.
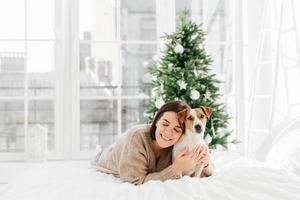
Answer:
[95, 124, 213, 185]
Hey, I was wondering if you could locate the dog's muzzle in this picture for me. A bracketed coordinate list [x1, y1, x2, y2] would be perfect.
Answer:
[194, 124, 202, 133]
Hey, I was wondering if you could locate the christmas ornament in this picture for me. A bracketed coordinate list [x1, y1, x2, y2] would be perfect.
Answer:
[177, 80, 187, 90]
[190, 90, 200, 100]
[155, 98, 165, 109]
[174, 44, 184, 54]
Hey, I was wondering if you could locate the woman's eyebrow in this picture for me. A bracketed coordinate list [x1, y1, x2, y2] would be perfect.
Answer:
[162, 119, 170, 123]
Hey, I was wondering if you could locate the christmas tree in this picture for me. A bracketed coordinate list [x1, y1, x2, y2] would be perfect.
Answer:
[144, 10, 238, 149]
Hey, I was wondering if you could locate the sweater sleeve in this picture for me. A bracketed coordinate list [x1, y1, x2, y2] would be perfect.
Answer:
[118, 133, 180, 185]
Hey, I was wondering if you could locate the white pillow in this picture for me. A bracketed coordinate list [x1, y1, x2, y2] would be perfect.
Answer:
[266, 128, 300, 176]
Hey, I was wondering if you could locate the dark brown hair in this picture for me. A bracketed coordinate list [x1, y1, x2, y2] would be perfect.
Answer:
[149, 100, 190, 140]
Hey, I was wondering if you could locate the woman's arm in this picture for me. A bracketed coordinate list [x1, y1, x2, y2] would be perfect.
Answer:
[118, 134, 180, 185]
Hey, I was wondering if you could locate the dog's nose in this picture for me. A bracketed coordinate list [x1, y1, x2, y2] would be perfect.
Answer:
[194, 124, 202, 133]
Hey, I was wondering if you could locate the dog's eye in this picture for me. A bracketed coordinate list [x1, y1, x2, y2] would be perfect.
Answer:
[187, 116, 193, 120]
[200, 114, 205, 118]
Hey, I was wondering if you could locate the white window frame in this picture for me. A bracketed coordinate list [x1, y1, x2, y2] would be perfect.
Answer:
[70, 0, 170, 159]
[0, 0, 245, 161]
[0, 0, 64, 161]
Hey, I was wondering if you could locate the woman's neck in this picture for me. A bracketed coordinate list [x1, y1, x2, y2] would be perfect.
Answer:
[151, 140, 163, 159]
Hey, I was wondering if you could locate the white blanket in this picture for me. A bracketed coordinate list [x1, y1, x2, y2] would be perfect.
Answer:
[1, 156, 300, 200]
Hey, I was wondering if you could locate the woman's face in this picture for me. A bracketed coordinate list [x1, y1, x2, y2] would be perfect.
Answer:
[155, 111, 183, 148]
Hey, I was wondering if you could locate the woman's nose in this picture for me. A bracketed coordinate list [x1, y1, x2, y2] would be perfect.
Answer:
[165, 127, 174, 135]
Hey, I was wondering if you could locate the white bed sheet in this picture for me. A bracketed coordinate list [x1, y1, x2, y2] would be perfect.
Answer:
[1, 155, 300, 200]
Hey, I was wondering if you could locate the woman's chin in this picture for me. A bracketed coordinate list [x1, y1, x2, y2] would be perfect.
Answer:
[157, 139, 172, 148]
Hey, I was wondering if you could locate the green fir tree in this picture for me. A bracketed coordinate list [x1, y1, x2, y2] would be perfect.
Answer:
[145, 10, 239, 149]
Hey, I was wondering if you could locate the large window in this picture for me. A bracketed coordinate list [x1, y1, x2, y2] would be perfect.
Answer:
[76, 0, 157, 157]
[245, 0, 300, 158]
[0, 0, 61, 160]
[0, 0, 236, 160]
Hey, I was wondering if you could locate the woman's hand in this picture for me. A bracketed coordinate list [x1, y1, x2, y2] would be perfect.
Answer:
[193, 145, 210, 168]
[172, 145, 204, 176]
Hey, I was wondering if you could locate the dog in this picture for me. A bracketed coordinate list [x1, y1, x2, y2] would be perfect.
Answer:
[173, 106, 212, 177]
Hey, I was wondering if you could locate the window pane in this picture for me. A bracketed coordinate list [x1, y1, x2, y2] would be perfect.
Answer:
[0, 1, 25, 39]
[27, 42, 54, 96]
[121, 44, 156, 95]
[176, 0, 228, 42]
[0, 42, 25, 96]
[287, 68, 300, 104]
[27, 0, 55, 39]
[206, 44, 229, 74]
[176, 0, 192, 19]
[28, 100, 54, 151]
[202, 0, 228, 42]
[80, 100, 117, 150]
[79, 0, 117, 41]
[122, 99, 148, 133]
[121, 0, 156, 40]
[80, 43, 119, 96]
[0, 101, 24, 152]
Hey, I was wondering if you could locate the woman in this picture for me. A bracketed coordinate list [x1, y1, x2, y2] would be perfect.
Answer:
[92, 101, 213, 185]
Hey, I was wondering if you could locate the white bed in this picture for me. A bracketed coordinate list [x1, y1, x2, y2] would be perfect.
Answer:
[1, 118, 300, 200]
[0, 154, 300, 200]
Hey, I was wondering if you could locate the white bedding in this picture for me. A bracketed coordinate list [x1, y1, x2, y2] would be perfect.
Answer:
[1, 155, 300, 200]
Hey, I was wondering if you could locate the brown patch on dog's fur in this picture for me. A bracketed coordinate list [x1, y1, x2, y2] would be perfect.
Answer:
[178, 109, 188, 124]
[183, 107, 213, 132]
[200, 106, 213, 118]
[178, 106, 212, 133]
[195, 108, 208, 125]
[177, 108, 189, 132]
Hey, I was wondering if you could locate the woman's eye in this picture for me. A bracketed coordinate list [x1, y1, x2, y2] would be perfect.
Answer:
[174, 129, 182, 133]
[162, 123, 169, 127]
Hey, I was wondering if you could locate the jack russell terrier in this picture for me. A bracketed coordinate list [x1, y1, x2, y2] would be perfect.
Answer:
[173, 106, 212, 177]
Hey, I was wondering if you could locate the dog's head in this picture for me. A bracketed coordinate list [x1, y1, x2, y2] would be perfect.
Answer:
[178, 106, 213, 136]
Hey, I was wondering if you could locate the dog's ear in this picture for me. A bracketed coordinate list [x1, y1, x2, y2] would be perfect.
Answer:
[200, 106, 213, 118]
[178, 108, 188, 125]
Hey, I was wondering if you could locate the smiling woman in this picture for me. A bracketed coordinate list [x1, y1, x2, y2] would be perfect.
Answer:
[152, 112, 183, 149]
[91, 100, 213, 185]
